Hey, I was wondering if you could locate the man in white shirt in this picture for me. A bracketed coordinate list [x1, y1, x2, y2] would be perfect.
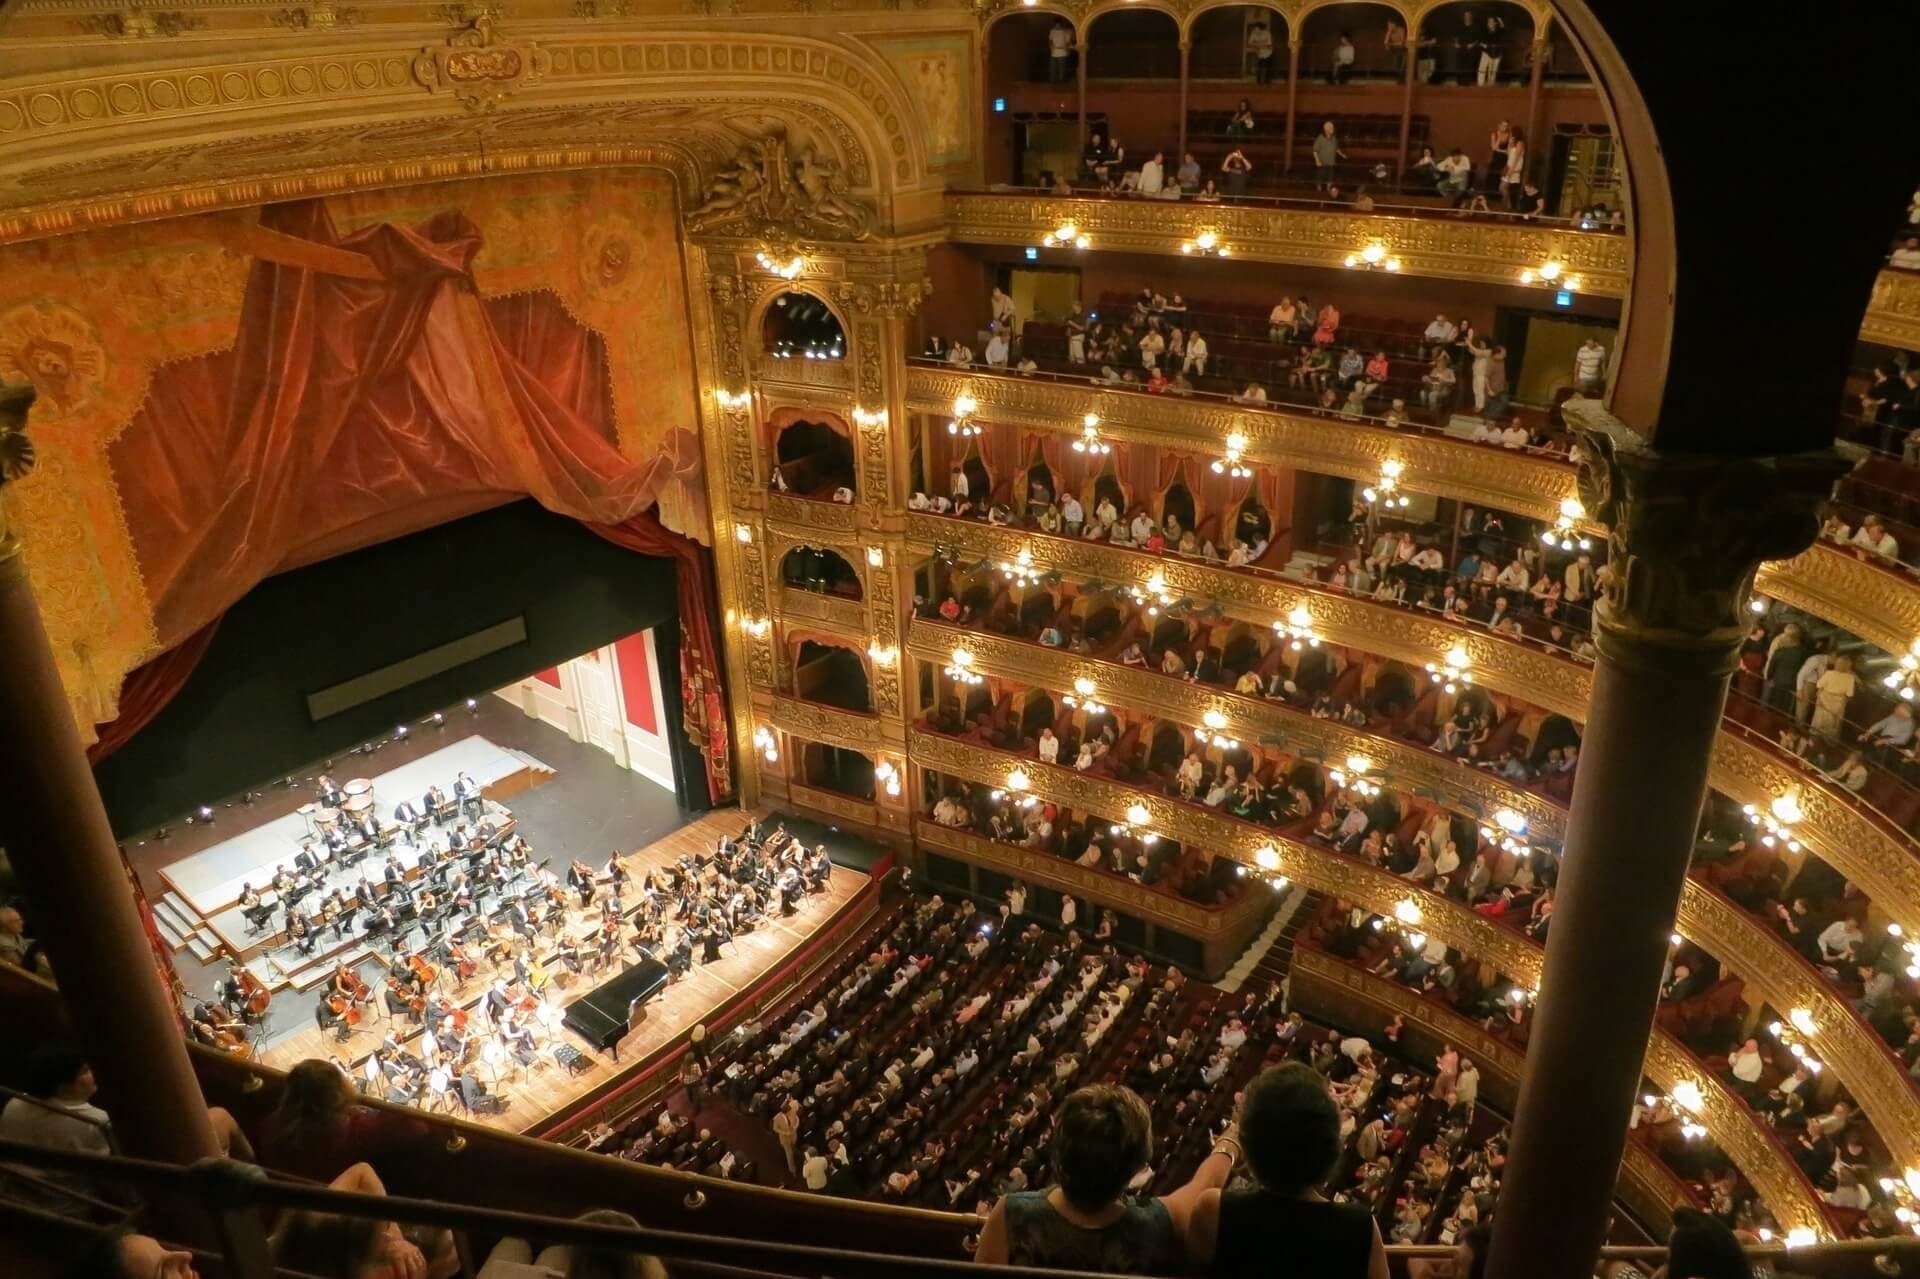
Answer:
[1499, 422, 1530, 448]
[1455, 1061, 1480, 1106]
[1246, 21, 1275, 81]
[1061, 492, 1084, 534]
[1424, 315, 1458, 352]
[1234, 382, 1268, 405]
[1852, 516, 1900, 559]
[1047, 19, 1075, 83]
[1138, 327, 1166, 370]
[801, 1147, 830, 1189]
[1129, 510, 1155, 544]
[1817, 917, 1863, 964]
[983, 328, 1009, 368]
[0, 1050, 111, 1160]
[1037, 727, 1059, 763]
[1137, 151, 1165, 196]
[1339, 1035, 1373, 1063]
[1572, 337, 1608, 392]
[1891, 236, 1920, 269]
[1727, 1038, 1765, 1093]
[1182, 332, 1209, 376]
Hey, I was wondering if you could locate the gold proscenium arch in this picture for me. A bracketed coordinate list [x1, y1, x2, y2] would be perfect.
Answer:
[0, 28, 941, 246]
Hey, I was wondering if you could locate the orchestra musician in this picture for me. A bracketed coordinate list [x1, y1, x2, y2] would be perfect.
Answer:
[237, 882, 276, 933]
[424, 784, 450, 823]
[315, 993, 352, 1042]
[317, 774, 345, 806]
[286, 907, 316, 955]
[605, 855, 632, 895]
[393, 797, 425, 830]
[500, 1011, 538, 1067]
[271, 864, 297, 898]
[567, 858, 597, 907]
[354, 880, 379, 914]
[382, 855, 405, 891]
[453, 771, 483, 816]
[447, 824, 469, 854]
[484, 978, 512, 1025]
[189, 1000, 251, 1054]
[330, 961, 372, 1008]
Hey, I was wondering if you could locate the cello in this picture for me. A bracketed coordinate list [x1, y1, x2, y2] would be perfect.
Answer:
[233, 964, 271, 1019]
[447, 942, 478, 984]
[327, 992, 362, 1026]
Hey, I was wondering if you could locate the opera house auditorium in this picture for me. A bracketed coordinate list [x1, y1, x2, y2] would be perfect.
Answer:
[2, 3, 1920, 1277]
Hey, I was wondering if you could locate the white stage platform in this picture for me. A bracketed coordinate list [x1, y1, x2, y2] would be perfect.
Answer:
[163, 735, 542, 923]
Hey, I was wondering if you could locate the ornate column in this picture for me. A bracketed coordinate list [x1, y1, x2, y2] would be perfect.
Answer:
[1076, 23, 1088, 147]
[1484, 406, 1843, 1279]
[1176, 37, 1191, 161]
[1522, 23, 1548, 175]
[0, 384, 219, 1165]
[1282, 36, 1302, 173]
[1396, 19, 1419, 184]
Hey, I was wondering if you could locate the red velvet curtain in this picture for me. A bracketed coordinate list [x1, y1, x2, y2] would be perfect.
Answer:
[87, 617, 222, 764]
[587, 513, 734, 805]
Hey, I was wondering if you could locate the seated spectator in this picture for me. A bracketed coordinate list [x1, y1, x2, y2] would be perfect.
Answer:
[1892, 236, 1920, 269]
[1234, 382, 1268, 406]
[257, 1058, 428, 1184]
[1185, 1063, 1385, 1277]
[477, 1209, 667, 1279]
[973, 1084, 1234, 1272]
[272, 1162, 464, 1279]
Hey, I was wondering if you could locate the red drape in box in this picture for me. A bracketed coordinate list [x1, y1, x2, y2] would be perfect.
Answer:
[587, 514, 734, 805]
[86, 617, 222, 765]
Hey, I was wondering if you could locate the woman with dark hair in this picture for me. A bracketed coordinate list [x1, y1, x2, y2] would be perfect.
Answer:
[972, 1084, 1235, 1272]
[1185, 1062, 1389, 1278]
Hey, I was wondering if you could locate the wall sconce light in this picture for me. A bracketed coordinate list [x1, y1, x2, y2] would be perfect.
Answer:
[734, 523, 754, 544]
[1363, 459, 1411, 509]
[714, 388, 752, 410]
[852, 406, 887, 429]
[949, 393, 980, 438]
[1180, 230, 1228, 257]
[1072, 412, 1110, 454]
[1212, 431, 1252, 478]
[755, 251, 804, 279]
[752, 725, 779, 764]
[866, 546, 886, 567]
[741, 617, 771, 638]
[944, 647, 984, 685]
[1883, 638, 1920, 701]
[1194, 709, 1239, 750]
[867, 644, 897, 667]
[1542, 496, 1594, 551]
[1480, 807, 1529, 854]
[1426, 645, 1473, 694]
[1043, 221, 1091, 250]
[1273, 605, 1321, 651]
[1519, 258, 1582, 291]
[874, 759, 902, 797]
[1765, 1011, 1825, 1074]
[1062, 676, 1106, 716]
[1343, 242, 1401, 272]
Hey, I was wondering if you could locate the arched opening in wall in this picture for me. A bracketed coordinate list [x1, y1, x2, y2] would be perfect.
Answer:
[1231, 487, 1272, 551]
[779, 546, 864, 599]
[1298, 2, 1403, 85]
[1417, 0, 1535, 87]
[1284, 759, 1326, 807]
[1149, 616, 1190, 660]
[1018, 587, 1058, 635]
[773, 418, 856, 499]
[1086, 9, 1181, 83]
[954, 443, 993, 512]
[1188, 5, 1287, 82]
[1219, 621, 1259, 676]
[1019, 689, 1056, 742]
[761, 292, 845, 362]
[1531, 712, 1581, 767]
[1023, 445, 1057, 515]
[957, 571, 994, 620]
[801, 741, 876, 802]
[793, 640, 872, 713]
[1371, 661, 1417, 722]
[988, 12, 1089, 186]
[1148, 721, 1188, 773]
[989, 11, 1073, 86]
[962, 681, 995, 723]
[1160, 474, 1197, 537]
[1079, 590, 1121, 644]
[1091, 456, 1130, 518]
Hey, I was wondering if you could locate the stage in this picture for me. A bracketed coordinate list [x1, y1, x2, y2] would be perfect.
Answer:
[241, 807, 871, 1134]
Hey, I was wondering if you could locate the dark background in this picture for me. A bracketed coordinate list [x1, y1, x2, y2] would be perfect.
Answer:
[95, 501, 695, 834]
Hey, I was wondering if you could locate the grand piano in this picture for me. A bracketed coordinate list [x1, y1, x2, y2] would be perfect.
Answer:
[561, 955, 671, 1059]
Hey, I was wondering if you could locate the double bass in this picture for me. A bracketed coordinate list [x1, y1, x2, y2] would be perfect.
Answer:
[447, 942, 478, 983]
[233, 965, 271, 1019]
[406, 952, 439, 988]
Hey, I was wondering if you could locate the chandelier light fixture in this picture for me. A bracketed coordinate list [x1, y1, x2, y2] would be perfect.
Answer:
[1212, 431, 1252, 479]
[1180, 230, 1229, 257]
[1363, 459, 1411, 509]
[1519, 258, 1583, 292]
[944, 647, 984, 685]
[1043, 221, 1091, 250]
[1062, 676, 1106, 716]
[1272, 605, 1321, 651]
[1001, 546, 1043, 587]
[1541, 496, 1594, 552]
[1193, 709, 1240, 751]
[1741, 791, 1804, 852]
[1884, 638, 1920, 702]
[1071, 412, 1111, 454]
[1426, 644, 1474, 694]
[1129, 569, 1176, 616]
[751, 726, 779, 764]
[1329, 753, 1381, 798]
[1480, 807, 1529, 854]
[1109, 801, 1159, 844]
[1766, 1008, 1825, 1075]
[949, 393, 981, 438]
[1342, 242, 1402, 272]
[755, 250, 805, 279]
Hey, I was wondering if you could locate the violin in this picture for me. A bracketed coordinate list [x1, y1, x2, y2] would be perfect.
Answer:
[234, 966, 271, 1017]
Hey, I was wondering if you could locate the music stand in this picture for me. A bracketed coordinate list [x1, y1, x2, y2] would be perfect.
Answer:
[480, 1039, 510, 1088]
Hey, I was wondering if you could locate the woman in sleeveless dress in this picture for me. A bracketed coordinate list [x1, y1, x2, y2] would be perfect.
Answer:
[973, 1084, 1236, 1274]
[1186, 1062, 1389, 1278]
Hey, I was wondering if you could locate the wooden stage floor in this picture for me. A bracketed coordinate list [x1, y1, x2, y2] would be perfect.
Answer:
[246, 808, 867, 1134]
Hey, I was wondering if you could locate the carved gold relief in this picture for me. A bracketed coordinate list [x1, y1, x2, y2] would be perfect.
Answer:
[788, 781, 880, 828]
[770, 693, 882, 754]
[1862, 268, 1920, 352]
[942, 193, 1630, 298]
[768, 492, 858, 534]
[1756, 541, 1920, 662]
[775, 585, 868, 638]
[868, 562, 903, 718]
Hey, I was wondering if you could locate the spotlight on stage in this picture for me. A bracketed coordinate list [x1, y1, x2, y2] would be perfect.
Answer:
[466, 698, 479, 713]
[153, 827, 169, 841]
[281, 777, 295, 788]
[395, 725, 410, 740]
[199, 805, 215, 824]
[432, 712, 446, 728]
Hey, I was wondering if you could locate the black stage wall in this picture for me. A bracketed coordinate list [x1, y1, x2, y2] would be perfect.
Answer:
[95, 501, 694, 834]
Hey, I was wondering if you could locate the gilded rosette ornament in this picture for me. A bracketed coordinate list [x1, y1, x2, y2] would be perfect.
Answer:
[1568, 400, 1844, 671]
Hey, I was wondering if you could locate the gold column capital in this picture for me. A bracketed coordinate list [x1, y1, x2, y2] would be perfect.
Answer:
[0, 381, 38, 569]
[1569, 400, 1845, 673]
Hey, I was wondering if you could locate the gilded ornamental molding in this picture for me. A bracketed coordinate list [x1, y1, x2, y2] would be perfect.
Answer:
[775, 586, 868, 638]
[787, 781, 881, 830]
[907, 616, 1568, 840]
[941, 193, 1630, 299]
[1862, 269, 1920, 352]
[769, 694, 882, 756]
[768, 493, 858, 535]
[1754, 541, 1920, 662]
[755, 357, 854, 394]
[910, 727, 1830, 1235]
[905, 367, 1576, 523]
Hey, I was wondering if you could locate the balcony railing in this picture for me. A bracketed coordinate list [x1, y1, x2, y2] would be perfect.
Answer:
[906, 724, 1833, 1237]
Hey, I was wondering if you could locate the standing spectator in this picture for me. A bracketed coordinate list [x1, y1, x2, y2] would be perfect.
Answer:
[1066, 303, 1088, 364]
[1331, 32, 1357, 83]
[1423, 314, 1458, 357]
[1176, 152, 1203, 192]
[1500, 129, 1528, 207]
[1466, 333, 1494, 412]
[1853, 515, 1900, 560]
[1048, 19, 1075, 84]
[1311, 122, 1346, 190]
[772, 1097, 801, 1175]
[1811, 654, 1858, 739]
[1572, 336, 1608, 393]
[1221, 147, 1253, 197]
[1247, 23, 1275, 83]
[984, 326, 1009, 369]
[1485, 122, 1512, 194]
[1477, 17, 1506, 84]
[1138, 150, 1166, 196]
[1385, 19, 1408, 75]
